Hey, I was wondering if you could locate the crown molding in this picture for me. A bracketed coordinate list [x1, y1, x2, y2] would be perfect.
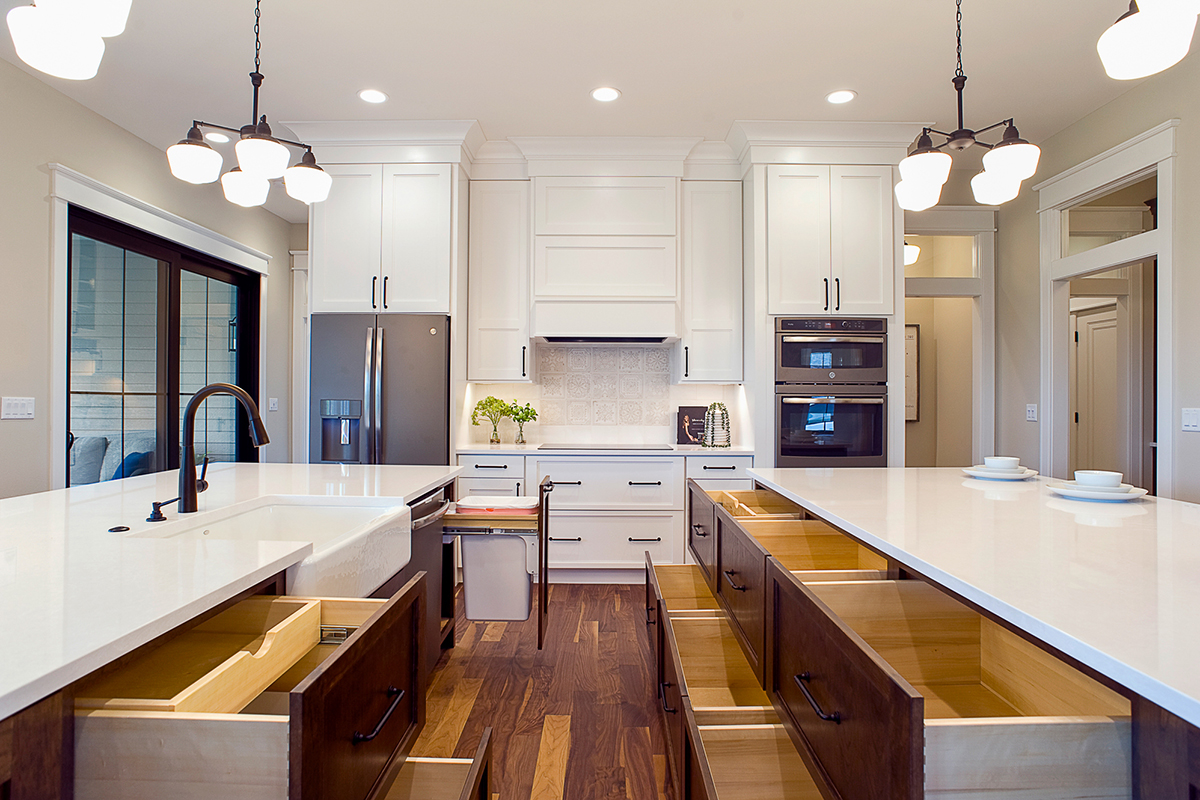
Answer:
[507, 136, 703, 177]
[282, 120, 486, 167]
[726, 120, 925, 167]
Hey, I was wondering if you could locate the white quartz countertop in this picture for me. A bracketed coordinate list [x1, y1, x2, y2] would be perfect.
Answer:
[0, 463, 461, 720]
[457, 444, 755, 456]
[748, 467, 1200, 727]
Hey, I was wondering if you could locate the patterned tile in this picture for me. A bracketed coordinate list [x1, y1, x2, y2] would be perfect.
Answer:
[645, 374, 670, 399]
[566, 374, 591, 398]
[646, 401, 671, 426]
[567, 348, 591, 372]
[619, 374, 643, 399]
[645, 349, 670, 374]
[568, 401, 591, 426]
[619, 402, 644, 425]
[618, 348, 643, 372]
[539, 346, 566, 374]
[592, 400, 617, 426]
[541, 374, 565, 399]
[593, 349, 619, 372]
[541, 400, 565, 425]
[592, 373, 618, 399]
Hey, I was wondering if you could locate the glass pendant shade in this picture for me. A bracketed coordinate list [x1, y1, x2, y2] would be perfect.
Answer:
[235, 135, 291, 179]
[903, 242, 921, 266]
[971, 171, 1021, 206]
[1098, 6, 1197, 80]
[6, 4, 105, 80]
[284, 154, 333, 204]
[983, 140, 1041, 181]
[221, 167, 269, 207]
[899, 149, 953, 187]
[167, 131, 223, 184]
[894, 179, 942, 212]
[39, 0, 133, 37]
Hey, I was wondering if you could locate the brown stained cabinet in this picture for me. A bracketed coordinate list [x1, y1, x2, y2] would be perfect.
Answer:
[686, 480, 719, 589]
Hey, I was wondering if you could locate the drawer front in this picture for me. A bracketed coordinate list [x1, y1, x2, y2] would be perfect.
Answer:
[715, 510, 767, 682]
[531, 457, 683, 509]
[686, 481, 717, 587]
[290, 574, 427, 800]
[645, 554, 660, 652]
[545, 512, 677, 568]
[684, 455, 753, 480]
[456, 477, 525, 497]
[659, 600, 687, 795]
[458, 454, 525, 474]
[764, 558, 922, 800]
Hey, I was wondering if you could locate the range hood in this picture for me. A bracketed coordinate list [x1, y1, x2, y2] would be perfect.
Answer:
[532, 301, 679, 343]
[540, 336, 669, 344]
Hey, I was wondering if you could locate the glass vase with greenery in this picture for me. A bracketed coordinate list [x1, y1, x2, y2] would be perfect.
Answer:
[509, 401, 538, 445]
[471, 395, 510, 444]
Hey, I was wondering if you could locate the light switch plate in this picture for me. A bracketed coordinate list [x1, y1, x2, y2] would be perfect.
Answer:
[1183, 408, 1200, 432]
[1026, 404, 1038, 422]
[1, 397, 35, 420]
[268, 397, 279, 412]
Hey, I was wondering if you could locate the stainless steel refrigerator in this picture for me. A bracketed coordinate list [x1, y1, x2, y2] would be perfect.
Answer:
[309, 314, 450, 465]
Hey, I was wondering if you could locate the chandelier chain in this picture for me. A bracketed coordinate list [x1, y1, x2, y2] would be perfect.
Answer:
[955, 0, 964, 77]
[253, 0, 261, 74]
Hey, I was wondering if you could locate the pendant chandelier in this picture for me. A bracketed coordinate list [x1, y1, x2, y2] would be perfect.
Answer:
[6, 0, 132, 80]
[894, 0, 1041, 211]
[1097, 0, 1198, 80]
[166, 0, 331, 207]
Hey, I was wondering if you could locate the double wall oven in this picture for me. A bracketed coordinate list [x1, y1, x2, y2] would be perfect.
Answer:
[775, 318, 887, 467]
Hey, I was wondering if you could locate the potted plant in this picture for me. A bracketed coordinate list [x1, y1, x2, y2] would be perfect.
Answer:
[471, 395, 511, 444]
[509, 401, 538, 445]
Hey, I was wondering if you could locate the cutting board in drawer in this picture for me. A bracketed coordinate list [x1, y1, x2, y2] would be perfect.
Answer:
[75, 575, 428, 800]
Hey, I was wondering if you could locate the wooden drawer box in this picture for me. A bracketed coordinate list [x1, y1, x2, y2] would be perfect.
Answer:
[765, 565, 1133, 800]
[386, 728, 491, 800]
[715, 490, 803, 519]
[75, 576, 428, 800]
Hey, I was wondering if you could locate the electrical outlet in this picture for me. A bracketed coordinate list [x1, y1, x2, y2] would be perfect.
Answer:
[1, 397, 35, 420]
[1026, 404, 1038, 422]
[1183, 408, 1200, 432]
[268, 397, 279, 412]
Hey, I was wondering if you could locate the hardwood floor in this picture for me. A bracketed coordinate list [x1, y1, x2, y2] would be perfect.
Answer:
[409, 584, 673, 800]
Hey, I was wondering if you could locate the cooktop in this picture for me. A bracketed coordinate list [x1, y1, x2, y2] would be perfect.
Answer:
[537, 443, 674, 451]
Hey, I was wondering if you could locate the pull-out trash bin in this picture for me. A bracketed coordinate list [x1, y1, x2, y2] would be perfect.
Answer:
[447, 496, 540, 622]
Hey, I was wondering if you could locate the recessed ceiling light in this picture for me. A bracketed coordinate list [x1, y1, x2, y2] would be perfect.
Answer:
[204, 132, 230, 144]
[591, 87, 621, 102]
[826, 90, 857, 104]
[359, 89, 388, 104]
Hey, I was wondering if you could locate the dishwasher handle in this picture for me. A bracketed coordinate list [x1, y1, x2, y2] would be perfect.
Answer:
[411, 500, 451, 530]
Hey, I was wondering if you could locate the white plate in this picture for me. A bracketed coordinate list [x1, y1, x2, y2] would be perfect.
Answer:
[962, 467, 1038, 481]
[1056, 480, 1135, 494]
[968, 464, 1027, 475]
[1047, 483, 1149, 502]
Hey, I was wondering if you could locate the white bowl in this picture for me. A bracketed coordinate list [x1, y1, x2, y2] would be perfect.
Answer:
[984, 456, 1020, 471]
[1074, 470, 1123, 488]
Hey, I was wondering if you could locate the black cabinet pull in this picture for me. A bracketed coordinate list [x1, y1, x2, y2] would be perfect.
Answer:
[723, 569, 747, 592]
[628, 537, 662, 543]
[824, 277, 830, 311]
[645, 606, 655, 624]
[684, 346, 689, 378]
[629, 481, 662, 486]
[383, 275, 389, 309]
[549, 536, 582, 542]
[834, 277, 840, 311]
[555, 480, 582, 486]
[691, 524, 708, 538]
[702, 465, 736, 470]
[372, 276, 378, 309]
[660, 683, 677, 714]
[794, 673, 841, 724]
[474, 464, 507, 470]
[522, 345, 527, 377]
[352, 687, 405, 743]
[516, 482, 521, 494]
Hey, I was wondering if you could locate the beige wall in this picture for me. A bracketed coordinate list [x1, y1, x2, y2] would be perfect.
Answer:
[0, 59, 296, 499]
[995, 52, 1200, 500]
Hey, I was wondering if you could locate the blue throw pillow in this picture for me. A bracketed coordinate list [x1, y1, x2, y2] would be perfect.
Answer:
[109, 450, 150, 481]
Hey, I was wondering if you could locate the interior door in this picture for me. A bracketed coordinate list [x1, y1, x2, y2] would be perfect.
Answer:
[1072, 305, 1128, 475]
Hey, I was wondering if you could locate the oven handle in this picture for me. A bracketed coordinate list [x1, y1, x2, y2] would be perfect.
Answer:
[780, 336, 884, 344]
[781, 397, 886, 405]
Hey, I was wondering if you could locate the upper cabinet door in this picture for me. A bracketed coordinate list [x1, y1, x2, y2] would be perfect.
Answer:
[310, 164, 383, 314]
[766, 165, 832, 316]
[381, 164, 452, 313]
[679, 181, 743, 383]
[534, 177, 677, 236]
[468, 181, 531, 383]
[830, 166, 895, 315]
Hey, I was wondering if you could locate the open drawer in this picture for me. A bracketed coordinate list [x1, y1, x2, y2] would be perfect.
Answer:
[765, 562, 1133, 800]
[740, 518, 889, 582]
[385, 728, 491, 800]
[681, 699, 824, 800]
[75, 574, 428, 800]
[714, 489, 803, 519]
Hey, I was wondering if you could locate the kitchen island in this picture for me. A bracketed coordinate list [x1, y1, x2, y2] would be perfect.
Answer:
[749, 466, 1200, 797]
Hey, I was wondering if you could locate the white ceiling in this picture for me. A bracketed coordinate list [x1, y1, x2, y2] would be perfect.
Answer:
[2, 0, 1140, 223]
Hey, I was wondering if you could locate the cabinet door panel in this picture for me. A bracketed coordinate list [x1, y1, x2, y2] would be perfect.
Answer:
[468, 181, 530, 382]
[534, 177, 677, 236]
[534, 236, 677, 299]
[830, 165, 894, 315]
[310, 165, 383, 313]
[382, 164, 452, 313]
[714, 509, 767, 682]
[766, 166, 831, 316]
[680, 181, 742, 383]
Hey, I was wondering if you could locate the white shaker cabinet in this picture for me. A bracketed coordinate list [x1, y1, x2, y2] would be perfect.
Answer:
[533, 176, 677, 236]
[678, 181, 742, 383]
[467, 181, 531, 382]
[766, 164, 894, 316]
[309, 163, 452, 314]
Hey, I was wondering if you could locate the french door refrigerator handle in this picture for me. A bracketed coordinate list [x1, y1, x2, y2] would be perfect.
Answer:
[363, 327, 375, 464]
[374, 327, 384, 464]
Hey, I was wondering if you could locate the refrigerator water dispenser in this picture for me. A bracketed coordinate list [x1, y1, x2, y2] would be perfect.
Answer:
[320, 399, 361, 462]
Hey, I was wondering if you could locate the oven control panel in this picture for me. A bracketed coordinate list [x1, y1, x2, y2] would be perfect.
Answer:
[776, 318, 887, 333]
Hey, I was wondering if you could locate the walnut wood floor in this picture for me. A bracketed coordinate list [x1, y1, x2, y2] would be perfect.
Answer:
[410, 584, 674, 800]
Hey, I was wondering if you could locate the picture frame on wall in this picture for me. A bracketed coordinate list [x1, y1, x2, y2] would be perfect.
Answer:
[677, 406, 707, 445]
[904, 324, 920, 422]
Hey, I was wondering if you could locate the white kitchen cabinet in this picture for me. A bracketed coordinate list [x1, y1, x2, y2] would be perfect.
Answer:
[534, 177, 677, 236]
[545, 511, 679, 569]
[766, 164, 894, 316]
[678, 181, 742, 383]
[468, 181, 531, 382]
[309, 164, 383, 313]
[534, 236, 677, 299]
[309, 164, 451, 314]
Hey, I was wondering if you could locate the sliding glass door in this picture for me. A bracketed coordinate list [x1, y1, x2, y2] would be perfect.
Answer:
[67, 208, 259, 486]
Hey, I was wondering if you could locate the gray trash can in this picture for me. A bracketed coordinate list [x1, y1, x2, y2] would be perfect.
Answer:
[460, 532, 537, 621]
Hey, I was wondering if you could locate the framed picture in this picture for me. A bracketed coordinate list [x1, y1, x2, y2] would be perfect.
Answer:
[904, 324, 920, 422]
[677, 406, 707, 445]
